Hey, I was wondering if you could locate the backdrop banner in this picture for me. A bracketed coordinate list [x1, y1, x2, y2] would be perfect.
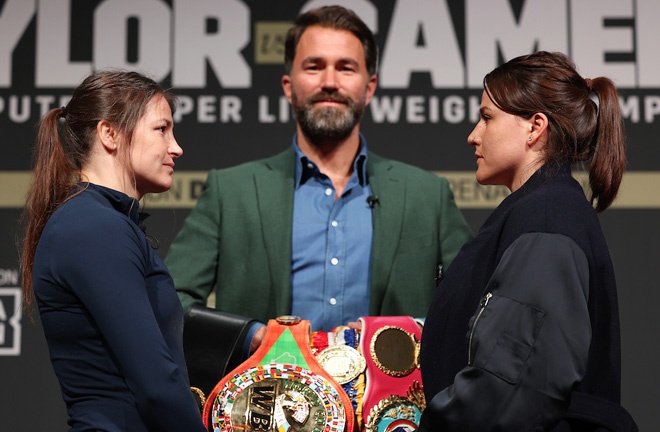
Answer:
[1, 1, 657, 430]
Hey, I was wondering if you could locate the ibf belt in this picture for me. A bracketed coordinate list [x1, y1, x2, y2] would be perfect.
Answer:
[203, 316, 354, 432]
[358, 316, 426, 432]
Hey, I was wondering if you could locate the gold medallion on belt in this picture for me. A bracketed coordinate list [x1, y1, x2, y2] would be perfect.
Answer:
[315, 344, 367, 385]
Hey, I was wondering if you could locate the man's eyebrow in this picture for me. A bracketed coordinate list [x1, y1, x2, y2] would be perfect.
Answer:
[301, 56, 326, 65]
[302, 56, 360, 65]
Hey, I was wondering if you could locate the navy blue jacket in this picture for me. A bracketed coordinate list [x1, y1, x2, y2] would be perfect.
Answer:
[33, 184, 205, 431]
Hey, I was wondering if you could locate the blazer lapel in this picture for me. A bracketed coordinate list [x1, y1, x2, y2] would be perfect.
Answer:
[367, 153, 406, 314]
[254, 148, 295, 316]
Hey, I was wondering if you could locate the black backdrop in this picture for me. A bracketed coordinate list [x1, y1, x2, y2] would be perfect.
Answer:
[1, 1, 658, 430]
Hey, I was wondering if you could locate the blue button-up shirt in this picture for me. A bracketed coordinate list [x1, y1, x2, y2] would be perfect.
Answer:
[290, 135, 373, 331]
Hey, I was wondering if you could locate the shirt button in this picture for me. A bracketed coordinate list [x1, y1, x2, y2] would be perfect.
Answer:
[307, 162, 314, 169]
[331, 220, 338, 227]
[329, 298, 337, 305]
[325, 188, 333, 196]
[330, 257, 339, 265]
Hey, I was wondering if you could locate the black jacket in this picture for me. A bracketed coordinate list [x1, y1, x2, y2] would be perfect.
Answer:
[419, 163, 635, 431]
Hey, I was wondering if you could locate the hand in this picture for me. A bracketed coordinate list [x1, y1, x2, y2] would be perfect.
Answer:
[249, 325, 267, 355]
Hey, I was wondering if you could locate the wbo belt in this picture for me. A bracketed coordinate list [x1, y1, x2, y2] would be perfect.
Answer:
[203, 316, 354, 432]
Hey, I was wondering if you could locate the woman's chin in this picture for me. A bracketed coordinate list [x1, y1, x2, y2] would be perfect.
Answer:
[475, 171, 490, 185]
[138, 182, 172, 198]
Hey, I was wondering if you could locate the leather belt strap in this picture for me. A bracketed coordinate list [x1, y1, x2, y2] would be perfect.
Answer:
[183, 305, 256, 395]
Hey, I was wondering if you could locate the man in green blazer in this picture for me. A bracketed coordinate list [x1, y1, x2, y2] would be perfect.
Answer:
[165, 6, 471, 391]
[169, 147, 471, 321]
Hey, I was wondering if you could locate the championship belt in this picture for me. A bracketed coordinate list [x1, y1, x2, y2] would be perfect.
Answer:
[358, 316, 426, 432]
[203, 316, 355, 432]
[310, 326, 367, 424]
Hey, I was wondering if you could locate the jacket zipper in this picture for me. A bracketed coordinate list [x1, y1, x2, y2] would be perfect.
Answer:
[468, 292, 493, 366]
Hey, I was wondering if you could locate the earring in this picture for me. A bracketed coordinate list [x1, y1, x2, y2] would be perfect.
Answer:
[528, 137, 532, 141]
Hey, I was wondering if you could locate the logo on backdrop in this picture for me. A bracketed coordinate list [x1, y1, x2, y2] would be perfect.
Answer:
[0, 282, 22, 356]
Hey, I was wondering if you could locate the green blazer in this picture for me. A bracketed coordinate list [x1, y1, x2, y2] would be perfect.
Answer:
[166, 147, 472, 323]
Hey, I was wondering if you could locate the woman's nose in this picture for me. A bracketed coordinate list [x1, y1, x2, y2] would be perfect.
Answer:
[467, 124, 480, 146]
[170, 138, 183, 158]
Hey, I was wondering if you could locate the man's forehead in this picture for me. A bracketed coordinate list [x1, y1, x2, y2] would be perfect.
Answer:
[294, 26, 365, 62]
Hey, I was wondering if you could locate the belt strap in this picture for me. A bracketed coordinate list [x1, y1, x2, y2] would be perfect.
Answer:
[183, 305, 256, 395]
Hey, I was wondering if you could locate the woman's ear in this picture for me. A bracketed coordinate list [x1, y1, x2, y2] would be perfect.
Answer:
[96, 120, 119, 152]
[527, 112, 549, 146]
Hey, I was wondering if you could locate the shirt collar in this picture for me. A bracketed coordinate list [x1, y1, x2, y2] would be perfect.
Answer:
[80, 183, 159, 249]
[80, 182, 142, 224]
[292, 133, 369, 188]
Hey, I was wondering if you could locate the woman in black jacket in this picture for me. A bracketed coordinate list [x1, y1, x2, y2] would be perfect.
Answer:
[418, 51, 636, 431]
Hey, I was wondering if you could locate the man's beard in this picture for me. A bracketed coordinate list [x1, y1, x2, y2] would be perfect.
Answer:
[291, 89, 366, 143]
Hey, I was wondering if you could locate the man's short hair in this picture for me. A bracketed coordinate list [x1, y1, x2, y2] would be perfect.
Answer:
[284, 5, 378, 76]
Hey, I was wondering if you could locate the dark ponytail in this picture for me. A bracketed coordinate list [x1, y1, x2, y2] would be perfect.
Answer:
[587, 77, 626, 212]
[483, 51, 626, 212]
[20, 107, 80, 311]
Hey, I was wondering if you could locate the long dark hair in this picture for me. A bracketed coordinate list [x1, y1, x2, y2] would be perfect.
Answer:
[19, 70, 176, 311]
[484, 51, 626, 212]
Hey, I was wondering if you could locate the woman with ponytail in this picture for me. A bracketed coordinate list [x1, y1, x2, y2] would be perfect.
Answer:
[418, 51, 636, 431]
[20, 71, 205, 431]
